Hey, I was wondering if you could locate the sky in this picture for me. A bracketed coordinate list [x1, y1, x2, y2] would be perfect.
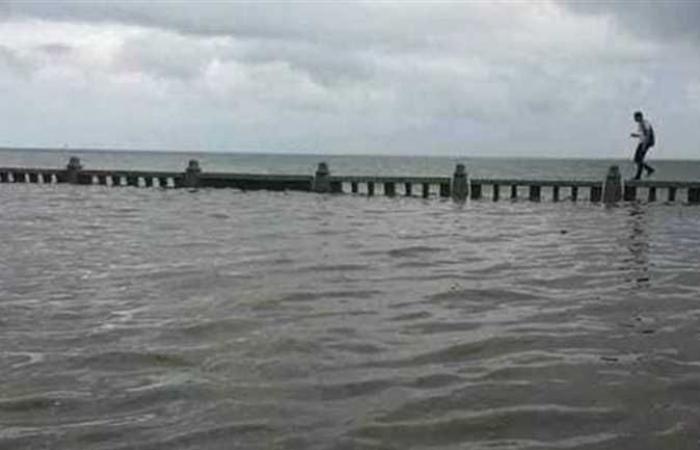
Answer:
[0, 1, 699, 159]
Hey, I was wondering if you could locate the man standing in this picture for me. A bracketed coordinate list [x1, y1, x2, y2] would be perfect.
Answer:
[631, 110, 655, 180]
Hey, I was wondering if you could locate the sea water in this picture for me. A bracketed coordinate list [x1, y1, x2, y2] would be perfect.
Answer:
[1, 149, 700, 449]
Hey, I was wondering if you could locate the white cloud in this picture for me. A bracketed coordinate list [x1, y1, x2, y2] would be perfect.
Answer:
[0, 2, 698, 157]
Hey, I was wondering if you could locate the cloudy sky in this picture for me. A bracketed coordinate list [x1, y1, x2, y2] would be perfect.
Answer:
[0, 1, 699, 158]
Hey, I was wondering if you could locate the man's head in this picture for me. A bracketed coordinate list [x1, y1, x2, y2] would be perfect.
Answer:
[634, 111, 644, 122]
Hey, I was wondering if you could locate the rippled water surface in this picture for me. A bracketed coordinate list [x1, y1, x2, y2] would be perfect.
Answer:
[2, 183, 700, 449]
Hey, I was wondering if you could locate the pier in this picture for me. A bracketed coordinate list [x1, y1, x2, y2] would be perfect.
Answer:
[1, 157, 700, 204]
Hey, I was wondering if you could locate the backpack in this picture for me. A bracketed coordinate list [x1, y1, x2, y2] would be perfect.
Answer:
[647, 125, 655, 147]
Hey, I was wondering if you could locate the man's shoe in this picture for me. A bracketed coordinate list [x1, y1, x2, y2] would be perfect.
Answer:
[646, 168, 655, 177]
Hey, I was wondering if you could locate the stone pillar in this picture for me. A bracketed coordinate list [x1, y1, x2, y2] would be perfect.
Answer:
[184, 159, 201, 188]
[648, 187, 657, 202]
[602, 165, 622, 204]
[451, 163, 468, 201]
[313, 162, 330, 193]
[66, 157, 82, 184]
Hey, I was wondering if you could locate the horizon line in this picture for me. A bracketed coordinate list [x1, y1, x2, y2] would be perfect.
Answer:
[0, 145, 697, 162]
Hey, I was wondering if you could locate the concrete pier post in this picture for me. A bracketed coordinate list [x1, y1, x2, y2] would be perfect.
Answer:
[405, 183, 412, 197]
[668, 187, 677, 202]
[602, 165, 622, 204]
[529, 185, 541, 202]
[648, 187, 657, 202]
[351, 182, 358, 194]
[624, 185, 636, 201]
[571, 186, 578, 201]
[66, 157, 82, 184]
[470, 183, 482, 200]
[313, 162, 330, 193]
[451, 164, 468, 201]
[384, 182, 396, 197]
[510, 185, 517, 199]
[552, 186, 560, 202]
[493, 184, 500, 201]
[184, 160, 202, 188]
[422, 183, 430, 198]
[439, 183, 451, 198]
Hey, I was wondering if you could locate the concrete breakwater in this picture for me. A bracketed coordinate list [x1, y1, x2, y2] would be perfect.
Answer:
[1, 157, 700, 204]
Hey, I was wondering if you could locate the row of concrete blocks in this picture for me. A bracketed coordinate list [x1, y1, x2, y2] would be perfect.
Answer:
[0, 157, 186, 187]
[313, 163, 698, 204]
[2, 158, 699, 203]
[0, 171, 178, 187]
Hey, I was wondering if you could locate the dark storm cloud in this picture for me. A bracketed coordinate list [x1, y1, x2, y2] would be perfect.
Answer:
[562, 0, 700, 44]
[3, 1, 157, 31]
[1, 1, 500, 52]
[3, 2, 389, 42]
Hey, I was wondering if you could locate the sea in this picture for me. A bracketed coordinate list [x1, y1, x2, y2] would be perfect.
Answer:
[1, 148, 700, 449]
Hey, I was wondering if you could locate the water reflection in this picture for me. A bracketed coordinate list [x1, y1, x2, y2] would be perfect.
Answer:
[625, 202, 650, 288]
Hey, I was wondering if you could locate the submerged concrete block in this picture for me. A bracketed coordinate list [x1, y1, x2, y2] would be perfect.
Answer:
[602, 165, 622, 204]
[422, 183, 430, 198]
[384, 182, 396, 197]
[470, 183, 482, 200]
